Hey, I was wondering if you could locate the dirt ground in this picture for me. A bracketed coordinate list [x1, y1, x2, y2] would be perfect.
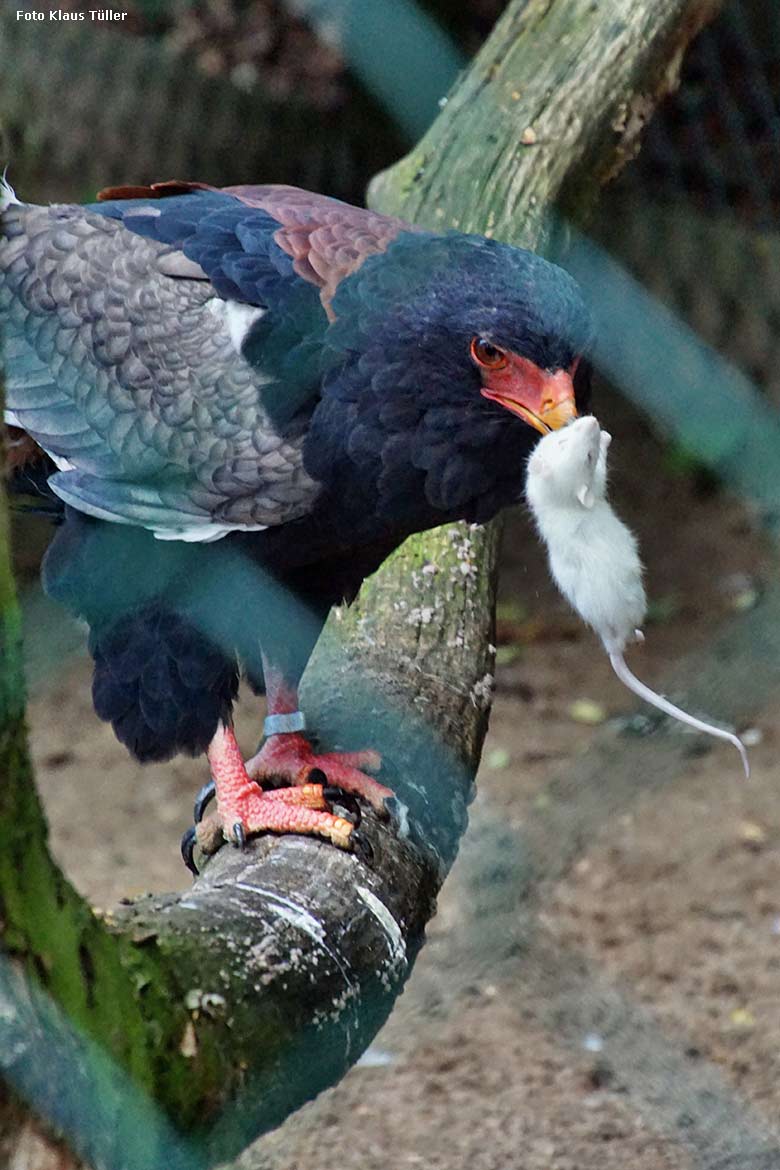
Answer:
[21, 391, 780, 1169]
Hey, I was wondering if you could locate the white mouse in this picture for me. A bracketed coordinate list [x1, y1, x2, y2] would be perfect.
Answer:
[526, 415, 749, 777]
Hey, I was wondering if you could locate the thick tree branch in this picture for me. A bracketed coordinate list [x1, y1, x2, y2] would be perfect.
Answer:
[369, 0, 720, 234]
[0, 1, 721, 1167]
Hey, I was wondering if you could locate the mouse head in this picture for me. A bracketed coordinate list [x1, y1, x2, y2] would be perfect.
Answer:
[526, 415, 611, 509]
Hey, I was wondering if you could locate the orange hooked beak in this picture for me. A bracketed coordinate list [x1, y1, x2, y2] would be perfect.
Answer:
[479, 353, 579, 434]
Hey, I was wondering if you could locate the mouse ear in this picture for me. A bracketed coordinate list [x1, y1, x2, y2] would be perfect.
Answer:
[576, 483, 595, 508]
[600, 431, 612, 454]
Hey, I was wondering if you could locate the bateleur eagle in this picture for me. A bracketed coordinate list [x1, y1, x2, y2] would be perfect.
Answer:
[0, 178, 592, 869]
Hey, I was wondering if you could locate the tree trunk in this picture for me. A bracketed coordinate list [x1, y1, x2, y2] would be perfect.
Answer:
[0, 1, 720, 1167]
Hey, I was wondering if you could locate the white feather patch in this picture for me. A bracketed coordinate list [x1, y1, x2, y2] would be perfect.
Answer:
[153, 521, 268, 543]
[0, 174, 21, 211]
[123, 205, 161, 217]
[42, 452, 75, 473]
[207, 299, 266, 354]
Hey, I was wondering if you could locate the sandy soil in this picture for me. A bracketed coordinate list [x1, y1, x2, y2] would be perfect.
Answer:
[20, 391, 780, 1169]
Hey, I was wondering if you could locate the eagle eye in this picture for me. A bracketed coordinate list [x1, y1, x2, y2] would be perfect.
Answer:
[470, 337, 508, 370]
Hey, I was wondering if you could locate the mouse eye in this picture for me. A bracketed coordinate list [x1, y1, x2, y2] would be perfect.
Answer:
[470, 337, 508, 370]
[586, 451, 594, 465]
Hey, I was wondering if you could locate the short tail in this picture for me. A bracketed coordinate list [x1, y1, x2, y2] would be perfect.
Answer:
[609, 652, 750, 778]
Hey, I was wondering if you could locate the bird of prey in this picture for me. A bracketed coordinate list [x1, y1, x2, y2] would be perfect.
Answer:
[0, 178, 591, 869]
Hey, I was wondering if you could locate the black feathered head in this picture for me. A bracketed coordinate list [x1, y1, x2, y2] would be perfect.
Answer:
[325, 231, 593, 434]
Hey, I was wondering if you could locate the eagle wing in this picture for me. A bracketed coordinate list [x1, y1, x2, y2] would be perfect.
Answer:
[0, 182, 411, 539]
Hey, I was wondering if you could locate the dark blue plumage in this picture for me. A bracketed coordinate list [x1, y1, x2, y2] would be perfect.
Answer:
[91, 606, 240, 762]
[96, 194, 303, 306]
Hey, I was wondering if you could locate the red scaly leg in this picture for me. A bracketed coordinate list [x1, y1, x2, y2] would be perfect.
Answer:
[195, 723, 355, 853]
[244, 661, 394, 813]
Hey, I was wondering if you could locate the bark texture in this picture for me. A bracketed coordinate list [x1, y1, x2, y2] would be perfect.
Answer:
[0, 1, 721, 1167]
[370, 0, 720, 237]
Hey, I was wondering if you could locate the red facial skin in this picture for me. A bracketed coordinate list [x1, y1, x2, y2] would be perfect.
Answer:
[473, 344, 580, 434]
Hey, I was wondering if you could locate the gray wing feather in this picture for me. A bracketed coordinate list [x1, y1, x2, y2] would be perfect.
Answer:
[0, 203, 321, 536]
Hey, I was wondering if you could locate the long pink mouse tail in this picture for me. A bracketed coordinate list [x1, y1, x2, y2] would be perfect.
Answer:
[609, 653, 750, 779]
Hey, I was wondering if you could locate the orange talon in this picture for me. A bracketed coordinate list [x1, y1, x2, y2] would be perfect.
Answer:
[203, 724, 356, 850]
[245, 732, 393, 813]
[270, 783, 331, 810]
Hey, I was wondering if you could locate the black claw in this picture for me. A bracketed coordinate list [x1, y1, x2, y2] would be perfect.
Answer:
[351, 830, 374, 865]
[193, 780, 216, 824]
[180, 826, 199, 876]
[323, 786, 362, 826]
[232, 822, 246, 850]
